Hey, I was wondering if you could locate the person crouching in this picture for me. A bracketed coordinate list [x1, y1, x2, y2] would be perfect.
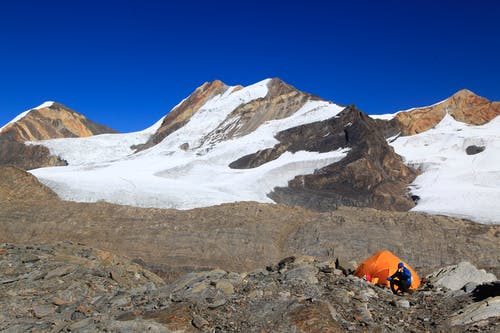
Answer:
[387, 262, 412, 295]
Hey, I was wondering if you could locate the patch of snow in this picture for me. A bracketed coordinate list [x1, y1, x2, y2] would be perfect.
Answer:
[34, 101, 55, 109]
[389, 113, 500, 224]
[369, 113, 394, 120]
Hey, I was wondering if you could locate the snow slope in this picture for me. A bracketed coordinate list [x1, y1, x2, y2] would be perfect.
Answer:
[389, 114, 500, 224]
[30, 79, 347, 210]
[27, 116, 165, 165]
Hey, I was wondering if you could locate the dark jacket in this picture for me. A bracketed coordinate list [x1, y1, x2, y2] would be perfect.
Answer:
[389, 267, 412, 284]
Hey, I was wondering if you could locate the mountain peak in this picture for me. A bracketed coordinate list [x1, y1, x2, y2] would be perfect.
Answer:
[0, 102, 116, 143]
[394, 89, 500, 135]
[34, 101, 56, 110]
[452, 88, 478, 99]
[199, 79, 227, 90]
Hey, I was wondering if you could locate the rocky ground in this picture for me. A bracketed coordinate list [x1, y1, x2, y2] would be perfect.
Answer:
[0, 242, 498, 332]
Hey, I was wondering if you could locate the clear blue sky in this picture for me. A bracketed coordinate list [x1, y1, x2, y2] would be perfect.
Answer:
[1, 0, 499, 132]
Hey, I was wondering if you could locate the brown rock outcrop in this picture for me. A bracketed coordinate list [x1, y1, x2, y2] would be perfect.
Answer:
[136, 80, 231, 151]
[393, 89, 500, 135]
[0, 102, 115, 170]
[201, 78, 320, 145]
[137, 78, 322, 151]
[0, 102, 116, 142]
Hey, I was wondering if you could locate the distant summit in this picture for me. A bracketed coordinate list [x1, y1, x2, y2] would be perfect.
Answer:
[392, 89, 500, 135]
[0, 102, 116, 170]
[0, 101, 116, 142]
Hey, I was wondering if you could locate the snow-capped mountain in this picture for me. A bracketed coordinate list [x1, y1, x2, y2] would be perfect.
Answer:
[2, 79, 499, 224]
[28, 79, 357, 210]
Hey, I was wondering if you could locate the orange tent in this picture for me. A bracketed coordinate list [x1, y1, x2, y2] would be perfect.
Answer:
[354, 250, 420, 289]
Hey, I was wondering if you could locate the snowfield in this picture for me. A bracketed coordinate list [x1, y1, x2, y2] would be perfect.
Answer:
[388, 114, 500, 224]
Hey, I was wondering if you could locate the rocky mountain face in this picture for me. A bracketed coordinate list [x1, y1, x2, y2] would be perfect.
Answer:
[1, 242, 498, 332]
[200, 78, 320, 145]
[0, 102, 116, 170]
[137, 80, 233, 151]
[138, 78, 319, 152]
[392, 89, 500, 135]
[0, 102, 115, 142]
[231, 105, 417, 211]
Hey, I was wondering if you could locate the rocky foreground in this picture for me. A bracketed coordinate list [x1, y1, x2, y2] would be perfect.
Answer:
[0, 242, 498, 332]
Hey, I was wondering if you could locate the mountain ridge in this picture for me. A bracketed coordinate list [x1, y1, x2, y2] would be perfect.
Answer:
[391, 88, 500, 135]
[1, 79, 499, 223]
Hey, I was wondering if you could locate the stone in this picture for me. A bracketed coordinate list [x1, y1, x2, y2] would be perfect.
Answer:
[143, 303, 193, 331]
[32, 304, 55, 318]
[466, 145, 485, 155]
[108, 319, 168, 332]
[449, 296, 500, 326]
[20, 253, 40, 263]
[68, 318, 94, 331]
[25, 269, 46, 281]
[462, 281, 479, 294]
[397, 299, 410, 309]
[45, 266, 74, 279]
[52, 298, 71, 306]
[289, 303, 344, 332]
[216, 279, 235, 296]
[428, 261, 497, 291]
[192, 314, 210, 329]
[284, 264, 319, 284]
[109, 293, 131, 307]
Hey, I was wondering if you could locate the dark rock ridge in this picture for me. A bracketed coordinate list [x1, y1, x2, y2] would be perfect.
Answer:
[231, 105, 417, 212]
[0, 102, 116, 170]
[0, 140, 67, 170]
[1, 166, 498, 281]
[1, 243, 498, 332]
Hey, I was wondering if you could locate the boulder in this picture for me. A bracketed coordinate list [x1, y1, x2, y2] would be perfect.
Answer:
[449, 296, 500, 327]
[427, 261, 497, 291]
